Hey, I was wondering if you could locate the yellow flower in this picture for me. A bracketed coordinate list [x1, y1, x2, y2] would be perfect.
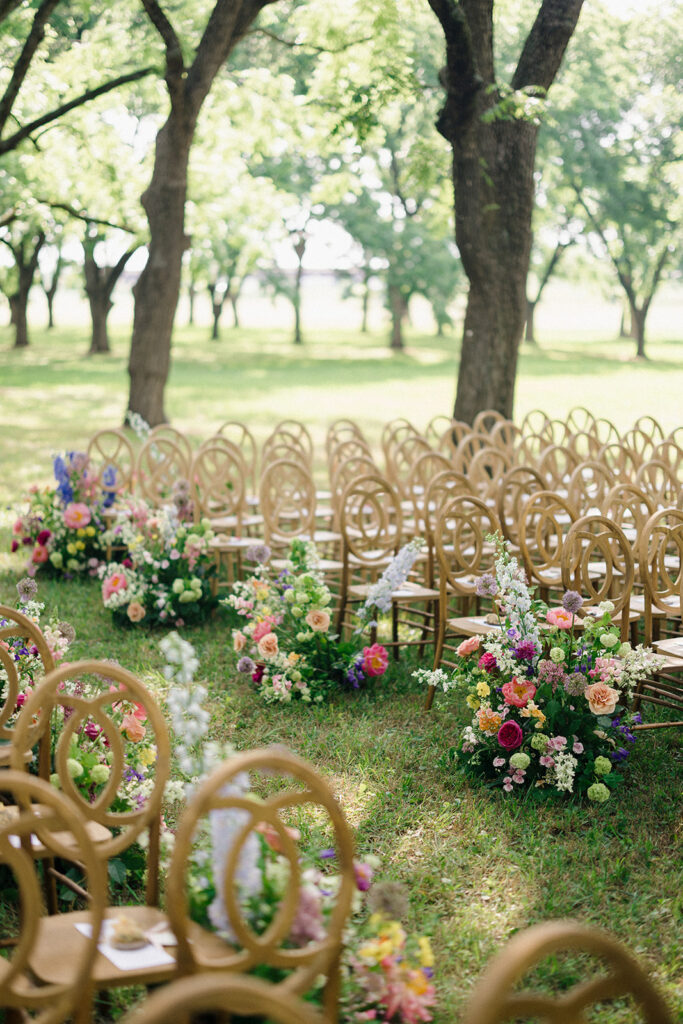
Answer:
[476, 681, 490, 698]
[86, 526, 96, 537]
[75, 541, 85, 551]
[407, 969, 431, 995]
[66, 542, 77, 555]
[77, 527, 86, 538]
[287, 652, 300, 665]
[466, 694, 480, 710]
[418, 936, 434, 968]
[358, 939, 394, 963]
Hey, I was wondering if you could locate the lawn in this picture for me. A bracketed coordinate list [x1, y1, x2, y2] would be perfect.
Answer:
[0, 322, 682, 1021]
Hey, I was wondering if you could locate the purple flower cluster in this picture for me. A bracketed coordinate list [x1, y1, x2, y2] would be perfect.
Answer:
[513, 639, 537, 662]
[476, 573, 498, 598]
[537, 659, 567, 687]
[562, 590, 584, 614]
[610, 716, 637, 761]
[346, 658, 365, 689]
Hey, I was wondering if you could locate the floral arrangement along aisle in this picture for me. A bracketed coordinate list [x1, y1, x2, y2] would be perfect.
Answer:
[224, 540, 388, 703]
[417, 539, 662, 803]
[99, 501, 217, 627]
[160, 634, 436, 1023]
[11, 451, 112, 577]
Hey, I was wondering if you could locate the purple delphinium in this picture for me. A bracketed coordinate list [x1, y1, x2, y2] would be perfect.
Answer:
[237, 656, 255, 674]
[475, 573, 498, 598]
[562, 590, 583, 614]
[513, 639, 537, 662]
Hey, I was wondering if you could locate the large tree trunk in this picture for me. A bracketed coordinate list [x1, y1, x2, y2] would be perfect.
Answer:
[428, 0, 585, 423]
[630, 303, 647, 359]
[360, 277, 369, 333]
[9, 291, 28, 348]
[525, 297, 537, 343]
[88, 294, 111, 353]
[388, 284, 406, 350]
[128, 120, 193, 424]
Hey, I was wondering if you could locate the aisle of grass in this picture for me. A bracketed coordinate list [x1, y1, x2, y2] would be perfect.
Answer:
[1, 324, 682, 1019]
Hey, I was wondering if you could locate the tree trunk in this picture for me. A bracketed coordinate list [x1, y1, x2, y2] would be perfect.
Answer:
[208, 282, 224, 340]
[9, 291, 28, 348]
[88, 293, 112, 353]
[293, 236, 305, 345]
[42, 250, 63, 329]
[188, 281, 196, 325]
[388, 285, 405, 351]
[360, 277, 369, 333]
[46, 289, 56, 329]
[525, 297, 538, 344]
[84, 241, 134, 356]
[128, 120, 193, 424]
[230, 293, 240, 328]
[630, 303, 647, 359]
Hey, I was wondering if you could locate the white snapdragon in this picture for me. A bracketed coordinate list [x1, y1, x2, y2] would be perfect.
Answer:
[356, 538, 424, 630]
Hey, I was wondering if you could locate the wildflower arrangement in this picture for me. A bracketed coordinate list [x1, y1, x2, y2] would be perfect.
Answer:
[355, 538, 425, 633]
[10, 451, 112, 577]
[99, 502, 217, 627]
[224, 540, 388, 703]
[418, 538, 662, 803]
[0, 577, 74, 724]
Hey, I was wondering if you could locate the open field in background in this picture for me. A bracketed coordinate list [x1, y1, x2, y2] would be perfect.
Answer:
[0, 283, 682, 1020]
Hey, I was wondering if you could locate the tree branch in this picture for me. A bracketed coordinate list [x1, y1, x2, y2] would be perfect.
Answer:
[0, 0, 61, 136]
[512, 0, 585, 92]
[573, 185, 635, 305]
[251, 25, 373, 54]
[0, 0, 24, 25]
[105, 246, 139, 294]
[427, 0, 483, 139]
[40, 199, 136, 234]
[139, 0, 185, 91]
[0, 66, 155, 155]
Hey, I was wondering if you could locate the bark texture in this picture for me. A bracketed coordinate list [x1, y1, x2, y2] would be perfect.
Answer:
[3, 230, 45, 348]
[128, 0, 279, 424]
[428, 0, 585, 421]
[84, 239, 135, 355]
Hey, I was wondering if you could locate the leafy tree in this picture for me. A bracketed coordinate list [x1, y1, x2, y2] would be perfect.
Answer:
[426, 0, 585, 420]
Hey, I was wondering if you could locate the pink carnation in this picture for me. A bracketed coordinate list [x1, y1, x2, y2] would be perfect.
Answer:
[362, 643, 389, 677]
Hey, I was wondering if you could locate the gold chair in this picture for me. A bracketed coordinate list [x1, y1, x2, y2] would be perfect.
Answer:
[634, 413, 665, 442]
[149, 423, 193, 466]
[565, 405, 596, 434]
[462, 919, 672, 1024]
[121, 974, 326, 1024]
[259, 459, 342, 567]
[466, 446, 511, 505]
[0, 604, 55, 771]
[635, 459, 680, 508]
[560, 514, 636, 640]
[190, 439, 254, 585]
[217, 419, 259, 495]
[566, 459, 615, 515]
[0, 772, 106, 1024]
[87, 427, 136, 507]
[495, 464, 545, 551]
[135, 433, 191, 508]
[436, 419, 472, 459]
[518, 490, 578, 600]
[472, 408, 506, 434]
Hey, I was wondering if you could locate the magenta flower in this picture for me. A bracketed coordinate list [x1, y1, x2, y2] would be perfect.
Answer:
[497, 720, 523, 750]
[478, 652, 498, 673]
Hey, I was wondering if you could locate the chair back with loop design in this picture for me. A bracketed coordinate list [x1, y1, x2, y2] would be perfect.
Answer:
[0, 771, 106, 1024]
[495, 465, 545, 549]
[135, 433, 191, 508]
[217, 420, 258, 492]
[87, 428, 135, 505]
[462, 919, 672, 1024]
[433, 494, 500, 604]
[259, 458, 316, 546]
[166, 747, 355, 1017]
[518, 490, 578, 594]
[0, 604, 56, 771]
[189, 440, 247, 528]
[566, 460, 615, 515]
[560, 514, 634, 639]
[10, 659, 171, 905]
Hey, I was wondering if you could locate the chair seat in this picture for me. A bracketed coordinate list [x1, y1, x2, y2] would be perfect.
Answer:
[447, 615, 501, 636]
[0, 802, 112, 854]
[653, 637, 683, 659]
[272, 557, 344, 573]
[349, 581, 438, 602]
[209, 535, 258, 551]
[0, 744, 32, 767]
[629, 594, 673, 618]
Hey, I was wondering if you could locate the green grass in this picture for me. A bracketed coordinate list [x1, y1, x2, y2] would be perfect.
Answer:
[1, 323, 682, 1020]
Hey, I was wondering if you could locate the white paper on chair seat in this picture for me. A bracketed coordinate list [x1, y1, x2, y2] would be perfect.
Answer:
[76, 921, 175, 971]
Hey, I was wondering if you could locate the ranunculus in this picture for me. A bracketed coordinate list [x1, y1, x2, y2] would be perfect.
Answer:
[252, 664, 265, 684]
[497, 720, 524, 751]
[252, 616, 278, 642]
[305, 609, 330, 632]
[362, 643, 389, 677]
[457, 635, 481, 657]
[257, 632, 279, 659]
[12, 519, 23, 535]
[11, 539, 19, 552]
[127, 601, 146, 623]
[36, 529, 51, 546]
[32, 544, 49, 564]
[102, 572, 128, 601]
[64, 502, 92, 529]
[121, 713, 146, 742]
[501, 677, 537, 708]
[546, 607, 574, 629]
[233, 630, 247, 652]
[584, 681, 620, 716]
[478, 652, 497, 673]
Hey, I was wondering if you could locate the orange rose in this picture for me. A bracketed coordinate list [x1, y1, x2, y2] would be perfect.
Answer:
[127, 602, 146, 623]
[457, 636, 481, 657]
[121, 712, 146, 742]
[584, 682, 620, 716]
[305, 609, 330, 632]
[257, 632, 279, 659]
[233, 630, 247, 652]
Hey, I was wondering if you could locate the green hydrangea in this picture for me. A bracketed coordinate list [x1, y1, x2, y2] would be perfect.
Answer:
[549, 647, 565, 664]
[90, 764, 111, 785]
[509, 752, 530, 770]
[66, 758, 83, 779]
[600, 633, 619, 649]
[587, 782, 610, 803]
[49, 773, 60, 788]
[530, 733, 549, 751]
[594, 756, 612, 776]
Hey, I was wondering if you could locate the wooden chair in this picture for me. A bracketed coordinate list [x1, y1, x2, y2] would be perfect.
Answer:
[537, 444, 579, 493]
[428, 495, 500, 701]
[462, 920, 672, 1024]
[592, 416, 620, 447]
[561, 514, 635, 640]
[653, 438, 683, 478]
[325, 417, 366, 454]
[514, 431, 548, 466]
[328, 453, 379, 533]
[495, 464, 545, 550]
[272, 419, 314, 461]
[436, 420, 472, 459]
[9, 662, 172, 1020]
[406, 451, 455, 538]
[635, 459, 680, 507]
[262, 432, 312, 473]
[135, 433, 191, 509]
[390, 434, 434, 501]
[634, 414, 665, 443]
[489, 419, 521, 459]
[451, 431, 491, 476]
[0, 604, 55, 771]
[217, 420, 259, 494]
[597, 441, 639, 482]
[601, 483, 655, 563]
[518, 490, 578, 599]
[538, 418, 571, 447]
[565, 405, 596, 434]
[472, 408, 506, 434]
[421, 469, 472, 589]
[566, 460, 615, 515]
[327, 435, 373, 484]
[565, 429, 602, 461]
[121, 974, 326, 1024]
[467, 446, 511, 505]
[424, 413, 457, 448]
[381, 418, 420, 486]
[0, 772, 106, 1024]
[149, 423, 193, 466]
[166, 747, 356, 1020]
[259, 459, 341, 567]
[87, 428, 135, 507]
[190, 440, 252, 585]
[623, 426, 656, 467]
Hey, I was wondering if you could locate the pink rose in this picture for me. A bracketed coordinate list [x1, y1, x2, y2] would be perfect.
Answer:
[546, 607, 574, 630]
[478, 652, 497, 673]
[584, 682, 620, 716]
[457, 635, 481, 657]
[501, 677, 537, 708]
[32, 544, 49, 564]
[252, 617, 278, 642]
[362, 643, 389, 677]
[121, 713, 146, 742]
[64, 503, 92, 529]
[12, 519, 23, 535]
[102, 572, 128, 601]
[233, 630, 247, 652]
[257, 632, 279, 659]
[497, 720, 523, 751]
[126, 601, 146, 623]
[305, 609, 330, 632]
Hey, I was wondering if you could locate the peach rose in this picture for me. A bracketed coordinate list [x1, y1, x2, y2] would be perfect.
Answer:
[305, 609, 330, 632]
[257, 632, 279, 659]
[121, 712, 146, 742]
[584, 682, 620, 716]
[457, 635, 481, 657]
[127, 601, 146, 623]
[233, 630, 247, 652]
[255, 820, 301, 853]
